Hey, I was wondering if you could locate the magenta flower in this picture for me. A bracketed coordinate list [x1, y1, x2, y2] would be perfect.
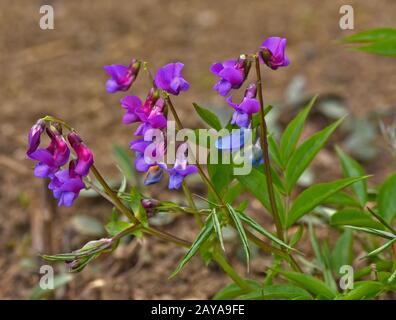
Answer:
[134, 98, 167, 136]
[104, 59, 141, 93]
[130, 139, 166, 175]
[120, 96, 145, 124]
[28, 128, 70, 178]
[27, 119, 46, 155]
[67, 133, 94, 177]
[210, 56, 249, 96]
[154, 63, 189, 95]
[48, 161, 85, 207]
[260, 37, 290, 70]
[226, 83, 260, 128]
[168, 144, 197, 190]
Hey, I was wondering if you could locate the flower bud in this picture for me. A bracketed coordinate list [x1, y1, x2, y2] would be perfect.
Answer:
[67, 132, 94, 177]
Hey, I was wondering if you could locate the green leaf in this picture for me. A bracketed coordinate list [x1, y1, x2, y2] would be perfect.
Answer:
[236, 168, 284, 224]
[193, 103, 222, 131]
[251, 105, 273, 129]
[331, 230, 353, 274]
[268, 134, 284, 169]
[279, 271, 337, 299]
[339, 281, 384, 300]
[113, 144, 137, 185]
[285, 117, 345, 193]
[289, 225, 304, 247]
[227, 204, 250, 269]
[344, 226, 395, 240]
[213, 280, 261, 300]
[358, 39, 396, 56]
[106, 220, 133, 237]
[364, 237, 396, 259]
[240, 284, 312, 300]
[223, 182, 245, 204]
[287, 176, 370, 228]
[280, 96, 316, 165]
[323, 191, 361, 208]
[336, 146, 367, 205]
[330, 208, 384, 229]
[378, 173, 396, 223]
[212, 210, 225, 251]
[343, 28, 396, 43]
[207, 152, 233, 195]
[171, 217, 214, 277]
[237, 210, 294, 251]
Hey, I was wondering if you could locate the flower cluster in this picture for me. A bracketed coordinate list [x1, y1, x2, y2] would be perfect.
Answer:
[104, 60, 196, 189]
[212, 37, 289, 162]
[27, 121, 93, 207]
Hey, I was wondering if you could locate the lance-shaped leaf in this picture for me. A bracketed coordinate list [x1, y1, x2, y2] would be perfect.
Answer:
[323, 191, 361, 208]
[268, 134, 283, 169]
[344, 226, 395, 240]
[343, 28, 396, 43]
[212, 210, 225, 251]
[193, 103, 222, 131]
[336, 146, 367, 206]
[286, 176, 370, 228]
[339, 281, 384, 300]
[285, 116, 345, 193]
[330, 208, 384, 230]
[227, 204, 250, 269]
[236, 210, 294, 251]
[331, 229, 353, 274]
[237, 168, 285, 225]
[213, 280, 261, 300]
[363, 237, 396, 259]
[239, 284, 313, 300]
[170, 217, 214, 277]
[378, 173, 396, 223]
[280, 95, 317, 165]
[279, 271, 337, 299]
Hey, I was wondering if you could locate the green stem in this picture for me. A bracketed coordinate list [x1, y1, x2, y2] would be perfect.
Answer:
[212, 249, 251, 291]
[91, 165, 139, 224]
[165, 95, 302, 272]
[254, 54, 283, 241]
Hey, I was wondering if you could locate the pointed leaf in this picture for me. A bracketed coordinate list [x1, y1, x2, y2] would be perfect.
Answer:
[212, 210, 225, 251]
[240, 284, 313, 300]
[287, 176, 370, 227]
[237, 210, 294, 251]
[336, 146, 367, 205]
[170, 217, 214, 277]
[280, 96, 316, 164]
[285, 117, 345, 193]
[193, 103, 222, 131]
[330, 208, 384, 229]
[339, 281, 384, 300]
[279, 271, 337, 299]
[227, 204, 250, 269]
[364, 237, 396, 259]
[378, 173, 396, 223]
[331, 229, 353, 273]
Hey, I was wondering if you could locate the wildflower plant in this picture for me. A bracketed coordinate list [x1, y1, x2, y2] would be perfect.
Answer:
[28, 36, 396, 300]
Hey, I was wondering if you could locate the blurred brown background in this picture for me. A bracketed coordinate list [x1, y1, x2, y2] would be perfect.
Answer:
[0, 0, 395, 299]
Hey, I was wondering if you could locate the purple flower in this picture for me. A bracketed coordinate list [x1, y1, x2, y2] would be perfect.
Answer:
[27, 119, 46, 155]
[210, 56, 250, 96]
[226, 84, 259, 128]
[48, 161, 85, 207]
[67, 133, 94, 177]
[28, 129, 70, 178]
[104, 59, 141, 93]
[260, 37, 290, 70]
[120, 96, 144, 124]
[130, 139, 166, 176]
[168, 144, 197, 190]
[154, 63, 189, 95]
[134, 99, 167, 136]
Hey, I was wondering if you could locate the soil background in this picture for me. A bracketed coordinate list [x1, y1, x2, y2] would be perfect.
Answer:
[0, 0, 395, 299]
